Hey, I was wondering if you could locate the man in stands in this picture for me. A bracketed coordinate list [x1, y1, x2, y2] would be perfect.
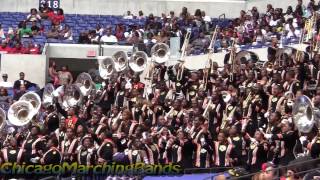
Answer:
[13, 72, 33, 91]
[19, 21, 32, 38]
[100, 27, 118, 44]
[0, 73, 13, 89]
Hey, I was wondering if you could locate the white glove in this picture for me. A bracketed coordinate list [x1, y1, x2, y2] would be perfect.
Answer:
[30, 157, 40, 163]
[264, 112, 270, 118]
[264, 134, 273, 139]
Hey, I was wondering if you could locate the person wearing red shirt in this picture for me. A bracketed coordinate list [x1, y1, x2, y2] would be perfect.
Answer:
[64, 107, 79, 129]
[8, 43, 28, 54]
[50, 8, 65, 26]
[29, 44, 40, 54]
[0, 42, 11, 53]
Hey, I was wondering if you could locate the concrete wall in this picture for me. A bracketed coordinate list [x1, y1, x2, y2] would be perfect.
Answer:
[0, 54, 47, 88]
[0, 0, 246, 18]
[47, 44, 133, 59]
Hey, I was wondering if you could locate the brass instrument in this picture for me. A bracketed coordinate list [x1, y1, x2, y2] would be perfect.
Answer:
[151, 43, 170, 64]
[75, 72, 95, 97]
[112, 51, 128, 72]
[228, 39, 237, 82]
[221, 91, 231, 103]
[292, 95, 315, 133]
[202, 97, 213, 119]
[203, 26, 218, 90]
[177, 31, 191, 81]
[62, 84, 83, 109]
[19, 92, 41, 117]
[129, 51, 148, 73]
[8, 100, 34, 126]
[221, 104, 236, 130]
[42, 83, 55, 108]
[98, 56, 115, 80]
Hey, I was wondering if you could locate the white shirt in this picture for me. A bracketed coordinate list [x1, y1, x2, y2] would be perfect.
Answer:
[0, 81, 13, 88]
[100, 35, 118, 43]
[203, 15, 211, 22]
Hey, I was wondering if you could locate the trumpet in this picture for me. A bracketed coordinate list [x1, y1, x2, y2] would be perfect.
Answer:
[177, 31, 191, 81]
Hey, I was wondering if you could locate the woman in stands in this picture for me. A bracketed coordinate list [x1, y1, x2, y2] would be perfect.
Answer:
[48, 61, 59, 86]
[0, 87, 12, 112]
[26, 8, 41, 22]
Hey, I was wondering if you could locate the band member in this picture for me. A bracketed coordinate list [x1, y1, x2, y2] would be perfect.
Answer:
[268, 84, 284, 113]
[40, 137, 61, 165]
[126, 139, 147, 164]
[61, 127, 78, 163]
[142, 132, 160, 165]
[246, 130, 269, 173]
[194, 133, 212, 168]
[21, 125, 46, 164]
[228, 125, 246, 166]
[265, 121, 298, 165]
[97, 132, 117, 164]
[283, 70, 301, 94]
[1, 137, 24, 164]
[77, 135, 96, 165]
[213, 132, 233, 168]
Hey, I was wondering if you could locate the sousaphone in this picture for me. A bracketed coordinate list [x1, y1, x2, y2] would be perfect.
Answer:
[8, 100, 34, 126]
[98, 56, 115, 79]
[75, 72, 95, 96]
[151, 43, 170, 64]
[113, 51, 128, 72]
[292, 95, 315, 133]
[63, 84, 83, 109]
[42, 83, 55, 108]
[19, 92, 41, 117]
[235, 50, 259, 64]
[129, 51, 148, 73]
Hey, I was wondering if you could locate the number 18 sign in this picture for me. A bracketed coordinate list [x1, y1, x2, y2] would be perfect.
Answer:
[39, 0, 60, 11]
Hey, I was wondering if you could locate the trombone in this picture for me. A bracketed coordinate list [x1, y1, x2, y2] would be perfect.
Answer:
[177, 31, 191, 81]
[203, 25, 218, 90]
[228, 39, 237, 82]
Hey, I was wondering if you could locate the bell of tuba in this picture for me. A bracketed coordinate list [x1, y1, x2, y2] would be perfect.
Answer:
[151, 43, 170, 64]
[129, 51, 148, 73]
[8, 100, 34, 126]
[98, 56, 115, 80]
[19, 92, 41, 117]
[292, 95, 315, 133]
[42, 83, 55, 108]
[113, 51, 128, 72]
[75, 72, 95, 97]
[63, 84, 83, 109]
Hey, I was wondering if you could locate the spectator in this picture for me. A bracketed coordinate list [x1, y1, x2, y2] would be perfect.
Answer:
[78, 32, 91, 44]
[29, 44, 41, 54]
[96, 24, 104, 37]
[0, 73, 13, 89]
[0, 87, 12, 108]
[201, 11, 211, 23]
[13, 72, 33, 91]
[0, 24, 5, 39]
[46, 26, 60, 39]
[155, 29, 169, 44]
[30, 21, 40, 35]
[50, 8, 65, 26]
[26, 8, 41, 22]
[60, 25, 73, 41]
[8, 43, 28, 54]
[138, 10, 144, 19]
[115, 24, 126, 41]
[13, 84, 27, 101]
[100, 28, 118, 44]
[19, 21, 32, 38]
[48, 61, 59, 86]
[123, 11, 133, 19]
[58, 65, 73, 85]
[0, 42, 11, 53]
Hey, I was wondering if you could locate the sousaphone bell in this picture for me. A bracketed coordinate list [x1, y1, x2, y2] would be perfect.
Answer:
[42, 83, 55, 108]
[129, 51, 148, 73]
[292, 95, 315, 133]
[8, 100, 34, 126]
[151, 43, 170, 64]
[113, 51, 128, 72]
[62, 84, 83, 109]
[98, 56, 115, 80]
[75, 72, 95, 97]
[19, 92, 41, 117]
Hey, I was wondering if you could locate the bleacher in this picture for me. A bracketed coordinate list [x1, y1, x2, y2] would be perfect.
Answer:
[0, 12, 232, 47]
